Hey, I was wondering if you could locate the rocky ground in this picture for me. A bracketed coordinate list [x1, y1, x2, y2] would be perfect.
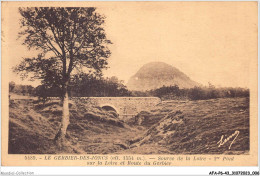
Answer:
[8, 96, 249, 154]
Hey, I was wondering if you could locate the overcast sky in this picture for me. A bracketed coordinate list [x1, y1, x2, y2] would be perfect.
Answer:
[3, 2, 257, 88]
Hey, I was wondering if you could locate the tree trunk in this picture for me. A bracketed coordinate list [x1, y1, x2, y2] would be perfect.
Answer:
[54, 83, 70, 149]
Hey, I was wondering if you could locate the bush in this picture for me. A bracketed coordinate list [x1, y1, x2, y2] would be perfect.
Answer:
[149, 85, 249, 101]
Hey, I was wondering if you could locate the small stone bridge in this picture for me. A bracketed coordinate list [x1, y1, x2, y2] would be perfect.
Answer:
[73, 97, 161, 120]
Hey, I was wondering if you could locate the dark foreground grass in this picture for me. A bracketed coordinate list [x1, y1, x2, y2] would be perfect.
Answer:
[123, 97, 249, 154]
[8, 97, 249, 154]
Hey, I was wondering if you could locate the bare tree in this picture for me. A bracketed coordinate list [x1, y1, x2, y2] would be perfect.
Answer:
[14, 7, 111, 148]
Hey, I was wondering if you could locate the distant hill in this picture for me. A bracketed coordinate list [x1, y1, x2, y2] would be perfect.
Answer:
[126, 62, 200, 91]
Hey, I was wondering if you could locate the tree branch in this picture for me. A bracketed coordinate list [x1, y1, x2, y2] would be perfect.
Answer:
[37, 27, 62, 57]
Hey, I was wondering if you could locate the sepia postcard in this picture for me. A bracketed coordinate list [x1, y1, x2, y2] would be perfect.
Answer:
[1, 1, 258, 166]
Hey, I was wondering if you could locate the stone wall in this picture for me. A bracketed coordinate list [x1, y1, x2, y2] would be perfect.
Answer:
[72, 97, 161, 120]
[49, 97, 161, 120]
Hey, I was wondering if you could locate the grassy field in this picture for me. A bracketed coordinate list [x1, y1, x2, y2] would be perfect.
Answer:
[8, 97, 249, 154]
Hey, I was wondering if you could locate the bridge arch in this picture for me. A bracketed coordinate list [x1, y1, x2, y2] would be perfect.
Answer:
[100, 104, 120, 115]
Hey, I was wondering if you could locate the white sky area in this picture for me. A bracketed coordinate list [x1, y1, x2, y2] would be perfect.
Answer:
[3, 2, 257, 88]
